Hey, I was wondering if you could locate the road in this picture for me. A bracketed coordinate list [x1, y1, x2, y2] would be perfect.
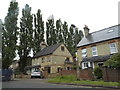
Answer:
[1, 79, 115, 89]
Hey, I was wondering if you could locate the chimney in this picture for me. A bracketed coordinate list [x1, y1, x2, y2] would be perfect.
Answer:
[40, 42, 47, 50]
[83, 25, 90, 37]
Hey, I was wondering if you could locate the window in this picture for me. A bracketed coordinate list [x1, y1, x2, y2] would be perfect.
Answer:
[61, 46, 65, 51]
[41, 58, 45, 63]
[92, 46, 98, 56]
[109, 43, 118, 54]
[97, 62, 104, 67]
[82, 62, 91, 69]
[82, 48, 87, 57]
[65, 57, 70, 62]
[84, 62, 89, 68]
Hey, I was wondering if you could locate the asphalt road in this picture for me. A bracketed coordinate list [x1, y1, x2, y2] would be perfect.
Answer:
[1, 79, 115, 89]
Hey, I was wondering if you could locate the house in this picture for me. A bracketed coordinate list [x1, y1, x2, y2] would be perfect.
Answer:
[77, 25, 120, 69]
[32, 43, 73, 74]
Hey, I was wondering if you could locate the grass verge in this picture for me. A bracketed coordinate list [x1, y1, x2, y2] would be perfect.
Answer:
[48, 75, 119, 87]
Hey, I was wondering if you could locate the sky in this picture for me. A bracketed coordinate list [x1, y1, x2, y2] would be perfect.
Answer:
[0, 0, 119, 33]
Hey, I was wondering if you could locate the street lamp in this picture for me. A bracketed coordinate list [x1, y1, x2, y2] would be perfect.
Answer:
[72, 24, 80, 80]
[75, 51, 80, 80]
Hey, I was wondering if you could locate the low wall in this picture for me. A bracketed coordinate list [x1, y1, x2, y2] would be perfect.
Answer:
[60, 68, 94, 80]
[79, 68, 94, 80]
[60, 70, 77, 76]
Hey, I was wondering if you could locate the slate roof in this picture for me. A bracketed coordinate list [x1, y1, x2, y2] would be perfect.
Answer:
[82, 54, 113, 62]
[33, 43, 62, 58]
[77, 25, 120, 48]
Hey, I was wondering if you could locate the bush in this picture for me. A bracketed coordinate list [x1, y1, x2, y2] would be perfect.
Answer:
[105, 53, 120, 69]
[94, 67, 103, 79]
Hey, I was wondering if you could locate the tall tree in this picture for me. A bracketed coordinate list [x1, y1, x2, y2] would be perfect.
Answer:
[46, 15, 56, 46]
[67, 24, 83, 55]
[33, 9, 44, 55]
[18, 4, 33, 72]
[56, 19, 64, 43]
[62, 21, 68, 45]
[67, 25, 74, 55]
[2, 1, 19, 69]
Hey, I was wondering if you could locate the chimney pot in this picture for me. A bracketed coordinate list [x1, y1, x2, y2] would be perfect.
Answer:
[83, 25, 90, 37]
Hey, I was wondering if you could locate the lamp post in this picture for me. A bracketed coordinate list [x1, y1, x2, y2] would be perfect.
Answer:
[71, 24, 80, 80]
[75, 51, 80, 80]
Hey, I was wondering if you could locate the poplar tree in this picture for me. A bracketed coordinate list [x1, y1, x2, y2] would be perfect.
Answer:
[33, 9, 44, 54]
[18, 4, 33, 72]
[46, 15, 56, 46]
[62, 21, 68, 45]
[2, 1, 19, 69]
[56, 19, 64, 43]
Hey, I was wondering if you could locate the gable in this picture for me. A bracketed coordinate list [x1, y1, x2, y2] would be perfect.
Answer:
[53, 44, 72, 57]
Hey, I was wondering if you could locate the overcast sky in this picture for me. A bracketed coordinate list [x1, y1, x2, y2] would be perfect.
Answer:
[0, 0, 119, 33]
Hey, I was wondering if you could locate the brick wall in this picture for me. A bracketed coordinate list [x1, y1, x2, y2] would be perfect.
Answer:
[59, 68, 94, 80]
[79, 68, 94, 80]
[60, 70, 77, 76]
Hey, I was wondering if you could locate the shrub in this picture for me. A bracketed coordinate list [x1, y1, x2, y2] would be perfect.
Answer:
[94, 67, 103, 79]
[105, 53, 120, 69]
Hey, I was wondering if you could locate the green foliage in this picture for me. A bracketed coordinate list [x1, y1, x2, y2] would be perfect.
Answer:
[18, 4, 33, 72]
[94, 67, 103, 79]
[2, 1, 19, 69]
[105, 53, 120, 69]
[46, 16, 56, 46]
[33, 9, 45, 54]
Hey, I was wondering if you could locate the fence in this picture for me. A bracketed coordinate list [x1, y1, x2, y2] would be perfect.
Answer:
[102, 68, 120, 82]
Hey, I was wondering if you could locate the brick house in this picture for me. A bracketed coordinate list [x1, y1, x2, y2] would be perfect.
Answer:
[32, 43, 73, 74]
[77, 25, 120, 69]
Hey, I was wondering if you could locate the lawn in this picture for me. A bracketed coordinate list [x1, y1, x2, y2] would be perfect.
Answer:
[48, 75, 119, 87]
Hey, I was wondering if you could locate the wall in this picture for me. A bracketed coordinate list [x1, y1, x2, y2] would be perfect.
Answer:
[60, 70, 77, 76]
[60, 68, 94, 80]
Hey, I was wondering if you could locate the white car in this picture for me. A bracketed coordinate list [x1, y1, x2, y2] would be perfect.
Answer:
[31, 69, 43, 78]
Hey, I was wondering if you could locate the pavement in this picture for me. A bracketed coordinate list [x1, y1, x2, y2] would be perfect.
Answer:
[51, 82, 120, 90]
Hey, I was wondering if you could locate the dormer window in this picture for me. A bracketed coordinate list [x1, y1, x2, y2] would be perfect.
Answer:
[108, 29, 114, 33]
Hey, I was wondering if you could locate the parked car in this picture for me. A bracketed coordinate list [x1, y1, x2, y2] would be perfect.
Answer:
[1, 69, 13, 81]
[31, 68, 43, 78]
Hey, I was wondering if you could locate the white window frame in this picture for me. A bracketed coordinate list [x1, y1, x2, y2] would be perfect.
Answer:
[109, 43, 118, 54]
[82, 62, 90, 69]
[92, 46, 98, 56]
[82, 48, 87, 57]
